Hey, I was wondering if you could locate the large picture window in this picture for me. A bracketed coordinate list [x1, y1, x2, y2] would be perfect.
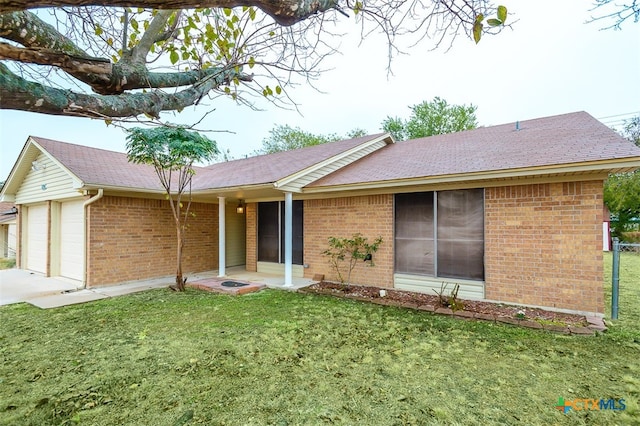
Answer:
[257, 201, 303, 265]
[395, 189, 484, 281]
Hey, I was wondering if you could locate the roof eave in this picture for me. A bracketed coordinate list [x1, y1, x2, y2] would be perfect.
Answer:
[302, 158, 640, 194]
[80, 183, 167, 195]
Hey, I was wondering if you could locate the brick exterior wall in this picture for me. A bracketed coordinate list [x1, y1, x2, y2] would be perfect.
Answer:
[245, 202, 257, 272]
[303, 195, 395, 288]
[484, 181, 604, 314]
[86, 196, 217, 286]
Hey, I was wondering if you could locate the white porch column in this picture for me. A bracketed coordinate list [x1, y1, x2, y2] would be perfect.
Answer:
[218, 196, 226, 277]
[284, 192, 293, 287]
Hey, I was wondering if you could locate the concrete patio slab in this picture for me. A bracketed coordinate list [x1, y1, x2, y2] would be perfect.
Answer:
[221, 267, 315, 290]
[0, 268, 170, 309]
[0, 269, 81, 306]
[0, 267, 317, 309]
[27, 290, 109, 309]
[188, 277, 266, 295]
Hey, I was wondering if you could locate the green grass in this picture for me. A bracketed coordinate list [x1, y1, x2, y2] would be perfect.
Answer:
[604, 251, 640, 336]
[0, 258, 16, 270]
[1, 256, 639, 425]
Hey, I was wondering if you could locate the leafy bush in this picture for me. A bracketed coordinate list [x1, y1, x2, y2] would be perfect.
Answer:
[322, 233, 383, 287]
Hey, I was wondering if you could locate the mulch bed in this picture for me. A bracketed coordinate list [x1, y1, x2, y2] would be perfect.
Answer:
[301, 282, 605, 335]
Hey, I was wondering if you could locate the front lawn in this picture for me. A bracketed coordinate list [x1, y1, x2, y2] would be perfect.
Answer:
[1, 254, 639, 425]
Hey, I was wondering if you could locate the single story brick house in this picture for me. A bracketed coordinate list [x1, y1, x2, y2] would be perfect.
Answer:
[2, 111, 640, 316]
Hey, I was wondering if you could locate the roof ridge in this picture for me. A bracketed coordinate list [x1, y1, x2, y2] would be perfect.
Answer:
[204, 133, 387, 168]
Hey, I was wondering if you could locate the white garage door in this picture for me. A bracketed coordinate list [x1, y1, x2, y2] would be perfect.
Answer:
[60, 200, 84, 281]
[26, 204, 48, 274]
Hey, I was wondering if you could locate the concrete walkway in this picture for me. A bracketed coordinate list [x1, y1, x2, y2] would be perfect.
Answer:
[0, 267, 315, 309]
[0, 269, 171, 309]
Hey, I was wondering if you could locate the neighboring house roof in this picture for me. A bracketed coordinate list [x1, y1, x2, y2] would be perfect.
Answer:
[0, 202, 17, 224]
[307, 111, 640, 191]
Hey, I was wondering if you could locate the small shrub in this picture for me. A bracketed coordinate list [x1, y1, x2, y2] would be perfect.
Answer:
[434, 282, 464, 311]
[322, 233, 383, 288]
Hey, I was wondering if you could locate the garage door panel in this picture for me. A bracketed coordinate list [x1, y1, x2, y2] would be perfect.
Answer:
[26, 204, 47, 274]
[60, 200, 84, 281]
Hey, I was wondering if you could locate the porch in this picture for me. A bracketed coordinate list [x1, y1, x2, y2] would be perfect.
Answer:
[190, 265, 317, 291]
[0, 266, 317, 309]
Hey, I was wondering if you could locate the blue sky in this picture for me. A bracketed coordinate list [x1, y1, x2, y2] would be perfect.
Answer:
[1, 1, 639, 178]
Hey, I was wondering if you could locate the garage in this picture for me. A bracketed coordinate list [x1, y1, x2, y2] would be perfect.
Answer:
[26, 204, 48, 274]
[59, 200, 84, 281]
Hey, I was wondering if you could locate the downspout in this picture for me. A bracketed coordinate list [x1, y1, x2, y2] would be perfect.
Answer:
[83, 189, 103, 289]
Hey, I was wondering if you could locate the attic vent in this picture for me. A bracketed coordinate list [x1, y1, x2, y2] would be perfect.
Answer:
[515, 121, 520, 131]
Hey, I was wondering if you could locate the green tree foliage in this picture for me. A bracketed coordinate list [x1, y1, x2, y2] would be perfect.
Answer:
[126, 126, 218, 290]
[604, 115, 640, 240]
[605, 172, 640, 239]
[623, 115, 640, 147]
[256, 125, 367, 154]
[1, 1, 509, 122]
[381, 97, 478, 141]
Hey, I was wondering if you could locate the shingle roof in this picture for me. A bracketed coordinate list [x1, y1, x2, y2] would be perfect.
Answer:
[192, 134, 384, 189]
[0, 202, 16, 224]
[22, 112, 639, 195]
[30, 133, 385, 191]
[308, 111, 640, 188]
[32, 137, 166, 191]
[0, 202, 14, 213]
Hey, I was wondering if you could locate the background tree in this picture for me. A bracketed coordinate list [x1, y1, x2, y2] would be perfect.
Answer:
[381, 97, 478, 141]
[0, 1, 508, 124]
[622, 115, 640, 147]
[604, 114, 640, 241]
[126, 126, 218, 291]
[255, 125, 366, 154]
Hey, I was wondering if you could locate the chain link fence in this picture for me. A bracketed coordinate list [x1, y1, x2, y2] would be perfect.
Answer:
[611, 238, 640, 319]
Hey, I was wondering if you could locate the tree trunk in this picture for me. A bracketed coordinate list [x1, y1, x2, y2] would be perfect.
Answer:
[175, 222, 185, 291]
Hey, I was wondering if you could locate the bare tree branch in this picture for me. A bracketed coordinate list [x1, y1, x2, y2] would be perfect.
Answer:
[0, 0, 340, 26]
[588, 0, 639, 29]
[0, 42, 112, 74]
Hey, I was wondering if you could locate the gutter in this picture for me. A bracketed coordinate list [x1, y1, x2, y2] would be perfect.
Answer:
[82, 189, 103, 289]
